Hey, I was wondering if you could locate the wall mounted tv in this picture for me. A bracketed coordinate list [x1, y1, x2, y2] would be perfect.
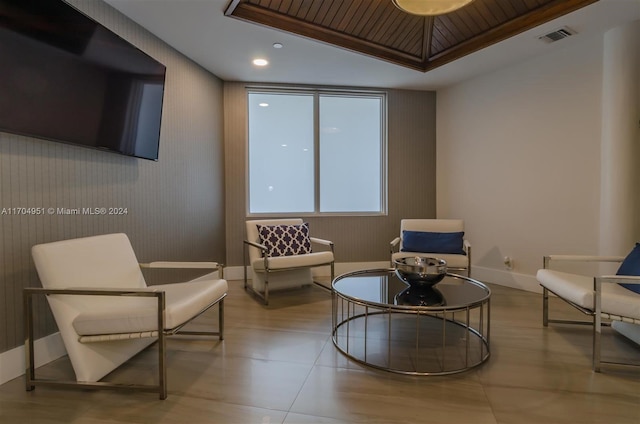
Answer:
[0, 0, 166, 161]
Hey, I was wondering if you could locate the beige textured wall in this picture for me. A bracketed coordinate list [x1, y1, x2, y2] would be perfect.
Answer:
[224, 82, 436, 266]
[0, 0, 225, 353]
[436, 28, 605, 287]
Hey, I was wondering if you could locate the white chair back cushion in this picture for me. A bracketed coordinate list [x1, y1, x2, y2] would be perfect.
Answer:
[32, 233, 146, 289]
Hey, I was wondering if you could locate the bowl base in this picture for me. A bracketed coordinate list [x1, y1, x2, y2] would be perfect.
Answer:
[395, 286, 445, 306]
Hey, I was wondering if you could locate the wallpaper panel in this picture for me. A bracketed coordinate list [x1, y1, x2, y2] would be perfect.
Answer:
[0, 0, 225, 353]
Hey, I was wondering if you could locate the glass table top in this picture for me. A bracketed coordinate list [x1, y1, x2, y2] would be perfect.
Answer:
[332, 268, 490, 311]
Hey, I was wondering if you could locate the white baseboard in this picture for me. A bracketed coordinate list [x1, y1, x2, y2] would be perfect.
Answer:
[0, 332, 66, 386]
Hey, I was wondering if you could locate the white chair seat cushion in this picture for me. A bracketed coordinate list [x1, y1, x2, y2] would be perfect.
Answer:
[72, 277, 228, 336]
[536, 269, 640, 320]
[251, 251, 334, 271]
[392, 251, 468, 270]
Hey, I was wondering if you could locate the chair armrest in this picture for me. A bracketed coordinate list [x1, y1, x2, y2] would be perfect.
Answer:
[23, 287, 162, 297]
[310, 237, 332, 246]
[390, 237, 401, 254]
[310, 237, 334, 253]
[140, 261, 222, 269]
[596, 275, 640, 284]
[543, 255, 625, 268]
[140, 261, 224, 278]
[545, 255, 625, 262]
[244, 239, 268, 253]
[464, 239, 471, 253]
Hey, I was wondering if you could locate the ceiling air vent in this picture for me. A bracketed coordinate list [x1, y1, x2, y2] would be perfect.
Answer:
[538, 27, 575, 43]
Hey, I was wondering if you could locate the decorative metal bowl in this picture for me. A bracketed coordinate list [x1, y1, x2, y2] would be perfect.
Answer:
[393, 257, 447, 306]
[393, 257, 447, 286]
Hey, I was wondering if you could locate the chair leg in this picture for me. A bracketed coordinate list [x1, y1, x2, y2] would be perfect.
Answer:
[243, 244, 248, 290]
[158, 331, 167, 399]
[593, 315, 602, 372]
[157, 293, 168, 400]
[243, 267, 247, 290]
[593, 277, 602, 372]
[24, 290, 35, 392]
[542, 287, 549, 327]
[218, 298, 224, 341]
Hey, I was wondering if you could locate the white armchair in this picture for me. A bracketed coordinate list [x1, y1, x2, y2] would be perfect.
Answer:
[244, 219, 334, 305]
[536, 250, 640, 371]
[390, 219, 471, 276]
[25, 233, 227, 399]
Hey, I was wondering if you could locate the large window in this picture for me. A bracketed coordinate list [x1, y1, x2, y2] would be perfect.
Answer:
[248, 89, 386, 215]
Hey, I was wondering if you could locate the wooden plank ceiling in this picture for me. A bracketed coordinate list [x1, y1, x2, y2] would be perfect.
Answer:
[225, 0, 598, 72]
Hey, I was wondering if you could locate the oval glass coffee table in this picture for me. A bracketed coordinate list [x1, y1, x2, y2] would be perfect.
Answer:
[332, 268, 490, 375]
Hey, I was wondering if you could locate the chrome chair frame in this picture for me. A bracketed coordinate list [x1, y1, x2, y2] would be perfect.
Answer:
[243, 238, 335, 305]
[24, 287, 225, 399]
[541, 255, 640, 372]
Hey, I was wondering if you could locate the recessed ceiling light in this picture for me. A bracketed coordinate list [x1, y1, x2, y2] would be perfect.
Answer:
[259, 102, 269, 107]
[273, 43, 283, 49]
[253, 58, 268, 66]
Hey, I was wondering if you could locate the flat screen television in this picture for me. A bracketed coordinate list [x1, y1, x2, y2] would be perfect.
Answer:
[0, 0, 166, 161]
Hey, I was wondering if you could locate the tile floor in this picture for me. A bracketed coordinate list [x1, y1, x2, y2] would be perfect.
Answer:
[1, 280, 639, 424]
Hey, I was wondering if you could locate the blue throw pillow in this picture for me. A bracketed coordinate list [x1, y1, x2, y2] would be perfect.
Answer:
[617, 243, 640, 294]
[401, 231, 466, 255]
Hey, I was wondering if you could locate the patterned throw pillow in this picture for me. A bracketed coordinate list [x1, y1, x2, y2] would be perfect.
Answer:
[257, 223, 312, 257]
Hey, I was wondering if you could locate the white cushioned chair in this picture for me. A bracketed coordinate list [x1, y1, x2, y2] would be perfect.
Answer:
[25, 233, 227, 399]
[536, 249, 640, 371]
[390, 219, 471, 276]
[244, 218, 334, 305]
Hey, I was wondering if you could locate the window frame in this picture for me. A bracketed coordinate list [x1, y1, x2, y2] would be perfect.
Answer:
[246, 86, 388, 217]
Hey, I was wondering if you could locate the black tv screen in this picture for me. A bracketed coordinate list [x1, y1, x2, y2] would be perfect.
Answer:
[0, 0, 166, 161]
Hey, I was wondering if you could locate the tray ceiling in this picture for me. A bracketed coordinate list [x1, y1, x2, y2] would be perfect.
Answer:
[225, 0, 598, 72]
